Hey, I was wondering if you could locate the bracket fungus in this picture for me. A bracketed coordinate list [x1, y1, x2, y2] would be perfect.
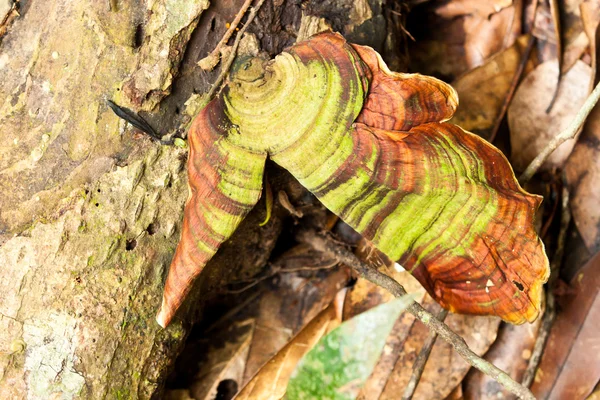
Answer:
[156, 33, 549, 328]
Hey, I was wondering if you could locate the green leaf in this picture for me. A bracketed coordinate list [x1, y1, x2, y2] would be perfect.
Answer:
[286, 295, 414, 400]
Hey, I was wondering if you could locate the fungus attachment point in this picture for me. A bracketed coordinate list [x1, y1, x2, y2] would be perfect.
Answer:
[231, 56, 268, 83]
[157, 33, 549, 328]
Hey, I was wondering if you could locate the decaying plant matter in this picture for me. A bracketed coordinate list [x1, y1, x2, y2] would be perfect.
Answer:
[156, 32, 549, 329]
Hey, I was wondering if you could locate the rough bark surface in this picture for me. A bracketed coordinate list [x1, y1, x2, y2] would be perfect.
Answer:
[0, 0, 399, 398]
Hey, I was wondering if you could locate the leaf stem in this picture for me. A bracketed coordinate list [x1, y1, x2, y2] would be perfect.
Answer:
[520, 80, 600, 184]
[297, 230, 537, 400]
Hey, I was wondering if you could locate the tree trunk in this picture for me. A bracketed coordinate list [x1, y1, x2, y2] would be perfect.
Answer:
[0, 0, 405, 398]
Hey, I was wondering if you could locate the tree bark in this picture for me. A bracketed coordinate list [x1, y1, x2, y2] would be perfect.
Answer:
[0, 0, 404, 398]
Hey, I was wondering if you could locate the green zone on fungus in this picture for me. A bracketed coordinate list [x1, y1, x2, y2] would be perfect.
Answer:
[156, 32, 549, 328]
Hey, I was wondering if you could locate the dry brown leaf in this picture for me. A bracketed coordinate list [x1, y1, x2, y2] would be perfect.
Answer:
[462, 319, 542, 399]
[531, 252, 600, 399]
[343, 272, 396, 318]
[444, 385, 464, 400]
[532, 2, 558, 62]
[408, 1, 520, 80]
[451, 35, 535, 140]
[508, 59, 592, 171]
[235, 293, 343, 400]
[435, 0, 513, 19]
[533, 0, 588, 72]
[561, 0, 590, 73]
[589, 390, 600, 400]
[549, 0, 562, 78]
[581, 0, 600, 46]
[564, 31, 589, 70]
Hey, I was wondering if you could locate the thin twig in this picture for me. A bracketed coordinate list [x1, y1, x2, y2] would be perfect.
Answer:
[223, 273, 273, 294]
[488, 35, 535, 143]
[205, 0, 266, 102]
[198, 0, 254, 70]
[402, 307, 449, 400]
[223, 259, 340, 294]
[520, 80, 600, 184]
[521, 184, 570, 387]
[296, 230, 536, 400]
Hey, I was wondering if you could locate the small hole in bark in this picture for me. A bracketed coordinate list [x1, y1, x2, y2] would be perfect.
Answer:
[97, 188, 101, 193]
[146, 223, 157, 235]
[210, 17, 216, 32]
[215, 379, 238, 400]
[513, 280, 524, 291]
[126, 239, 137, 251]
[95, 203, 99, 207]
[134, 24, 144, 49]
[175, 106, 180, 115]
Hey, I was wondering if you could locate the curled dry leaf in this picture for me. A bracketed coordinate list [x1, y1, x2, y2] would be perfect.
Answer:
[451, 35, 535, 140]
[531, 2, 560, 64]
[508, 60, 592, 171]
[581, 0, 600, 48]
[554, 0, 590, 74]
[157, 32, 549, 328]
[408, 1, 520, 79]
[434, 0, 513, 19]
